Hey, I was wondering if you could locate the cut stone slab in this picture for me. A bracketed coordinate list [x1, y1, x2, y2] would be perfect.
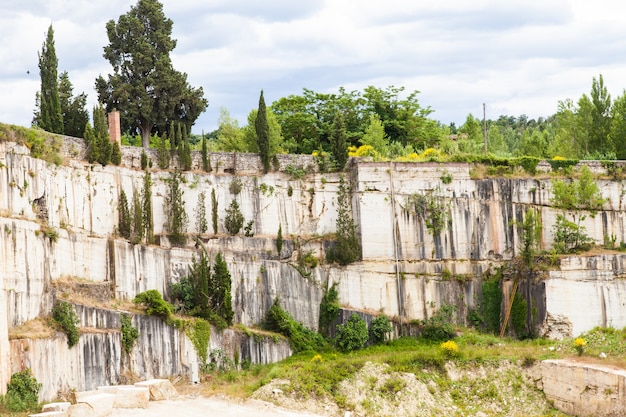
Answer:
[41, 402, 71, 412]
[134, 379, 178, 401]
[68, 393, 115, 417]
[28, 412, 66, 417]
[98, 385, 150, 408]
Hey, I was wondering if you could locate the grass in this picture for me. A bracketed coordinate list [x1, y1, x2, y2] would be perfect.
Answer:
[0, 122, 64, 165]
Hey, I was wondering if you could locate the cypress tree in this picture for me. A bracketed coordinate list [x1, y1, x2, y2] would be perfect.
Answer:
[255, 90, 271, 173]
[93, 105, 111, 165]
[195, 192, 208, 235]
[211, 253, 234, 326]
[118, 190, 131, 239]
[211, 189, 218, 235]
[36, 24, 63, 134]
[131, 188, 143, 244]
[164, 168, 188, 246]
[142, 170, 154, 244]
[331, 112, 348, 170]
[201, 132, 211, 172]
[58, 71, 88, 138]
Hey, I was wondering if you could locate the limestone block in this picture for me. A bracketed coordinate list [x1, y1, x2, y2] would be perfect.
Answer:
[28, 412, 66, 417]
[134, 379, 178, 401]
[97, 385, 150, 408]
[68, 393, 115, 417]
[41, 402, 71, 412]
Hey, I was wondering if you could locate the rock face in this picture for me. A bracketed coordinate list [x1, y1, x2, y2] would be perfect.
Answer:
[542, 359, 626, 417]
[3, 138, 626, 400]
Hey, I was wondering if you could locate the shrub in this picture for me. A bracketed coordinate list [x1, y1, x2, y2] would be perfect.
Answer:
[319, 282, 340, 337]
[133, 290, 173, 318]
[336, 313, 368, 352]
[224, 200, 244, 235]
[120, 313, 139, 355]
[370, 315, 393, 344]
[52, 301, 80, 348]
[229, 177, 242, 195]
[264, 298, 326, 353]
[244, 220, 254, 237]
[440, 340, 460, 358]
[276, 224, 283, 255]
[421, 305, 456, 341]
[574, 337, 587, 356]
[552, 214, 593, 253]
[4, 369, 41, 412]
[140, 150, 148, 170]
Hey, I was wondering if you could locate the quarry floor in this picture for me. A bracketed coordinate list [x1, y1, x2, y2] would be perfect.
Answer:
[109, 395, 326, 417]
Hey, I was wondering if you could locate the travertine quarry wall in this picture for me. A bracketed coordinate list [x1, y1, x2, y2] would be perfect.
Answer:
[3, 138, 626, 400]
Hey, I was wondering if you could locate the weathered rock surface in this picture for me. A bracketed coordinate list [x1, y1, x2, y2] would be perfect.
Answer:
[134, 379, 178, 401]
[542, 359, 626, 417]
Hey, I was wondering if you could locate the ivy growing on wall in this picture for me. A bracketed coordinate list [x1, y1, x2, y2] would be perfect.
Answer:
[52, 300, 80, 348]
[406, 187, 451, 236]
[120, 313, 139, 355]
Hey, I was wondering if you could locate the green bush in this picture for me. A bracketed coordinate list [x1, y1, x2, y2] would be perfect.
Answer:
[3, 369, 41, 412]
[224, 200, 244, 235]
[264, 298, 326, 353]
[421, 305, 456, 341]
[52, 301, 80, 348]
[370, 315, 393, 344]
[120, 313, 139, 355]
[336, 313, 368, 352]
[318, 282, 340, 337]
[552, 214, 593, 253]
[133, 290, 173, 318]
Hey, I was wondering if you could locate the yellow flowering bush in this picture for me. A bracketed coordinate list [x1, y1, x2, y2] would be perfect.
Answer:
[310, 354, 323, 363]
[440, 340, 459, 357]
[574, 337, 587, 356]
[552, 156, 566, 160]
[348, 145, 377, 158]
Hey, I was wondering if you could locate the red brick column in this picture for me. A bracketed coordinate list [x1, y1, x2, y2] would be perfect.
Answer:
[108, 111, 121, 145]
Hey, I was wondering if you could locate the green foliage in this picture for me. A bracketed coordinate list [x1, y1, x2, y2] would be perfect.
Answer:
[52, 300, 80, 348]
[58, 71, 88, 138]
[118, 190, 131, 239]
[201, 133, 211, 172]
[276, 224, 283, 255]
[421, 305, 456, 341]
[256, 90, 272, 173]
[244, 220, 254, 237]
[211, 189, 218, 234]
[285, 164, 306, 179]
[407, 190, 450, 236]
[473, 274, 503, 334]
[551, 165, 605, 212]
[142, 170, 154, 243]
[140, 151, 148, 170]
[93, 105, 112, 165]
[229, 177, 243, 195]
[95, 0, 207, 148]
[156, 134, 170, 169]
[516, 209, 542, 267]
[225, 200, 244, 235]
[370, 315, 393, 344]
[164, 169, 188, 246]
[170, 275, 195, 314]
[35, 24, 63, 134]
[110, 141, 122, 165]
[195, 191, 208, 234]
[179, 134, 192, 171]
[186, 318, 211, 365]
[328, 176, 361, 265]
[440, 170, 453, 184]
[131, 188, 143, 244]
[331, 112, 348, 170]
[336, 313, 369, 352]
[509, 293, 528, 338]
[212, 253, 234, 326]
[120, 313, 139, 355]
[3, 369, 41, 412]
[547, 158, 578, 171]
[552, 214, 593, 253]
[264, 298, 327, 353]
[318, 282, 340, 337]
[133, 290, 174, 318]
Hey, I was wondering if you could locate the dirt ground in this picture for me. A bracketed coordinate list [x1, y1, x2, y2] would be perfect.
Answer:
[110, 395, 328, 417]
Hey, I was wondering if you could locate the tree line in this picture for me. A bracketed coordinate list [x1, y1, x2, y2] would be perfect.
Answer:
[33, 0, 625, 166]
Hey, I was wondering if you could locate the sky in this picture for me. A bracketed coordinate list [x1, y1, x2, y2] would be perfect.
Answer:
[2, 0, 626, 134]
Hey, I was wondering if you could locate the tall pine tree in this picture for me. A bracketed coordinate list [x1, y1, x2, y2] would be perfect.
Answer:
[255, 90, 271, 173]
[36, 24, 63, 133]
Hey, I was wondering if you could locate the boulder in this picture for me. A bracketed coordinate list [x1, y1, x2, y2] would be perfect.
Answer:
[28, 412, 66, 417]
[98, 385, 150, 408]
[41, 402, 71, 412]
[68, 393, 114, 417]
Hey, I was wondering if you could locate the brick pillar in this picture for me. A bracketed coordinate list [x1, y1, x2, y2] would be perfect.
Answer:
[108, 111, 121, 145]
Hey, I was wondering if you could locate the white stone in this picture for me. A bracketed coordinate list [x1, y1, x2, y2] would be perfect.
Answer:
[28, 412, 66, 417]
[41, 402, 71, 412]
[69, 393, 114, 417]
[98, 385, 150, 408]
[134, 379, 178, 401]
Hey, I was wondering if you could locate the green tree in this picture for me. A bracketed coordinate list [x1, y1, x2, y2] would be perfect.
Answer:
[142, 170, 154, 243]
[609, 91, 626, 159]
[35, 24, 63, 134]
[243, 108, 287, 155]
[201, 133, 211, 171]
[336, 313, 368, 352]
[211, 253, 234, 326]
[224, 200, 244, 235]
[118, 189, 131, 239]
[93, 104, 112, 165]
[330, 112, 348, 169]
[164, 169, 188, 245]
[331, 175, 360, 265]
[211, 189, 218, 235]
[156, 133, 170, 169]
[256, 90, 271, 173]
[58, 71, 88, 138]
[588, 74, 612, 155]
[131, 188, 143, 244]
[359, 113, 388, 157]
[195, 191, 208, 234]
[95, 0, 207, 148]
[271, 94, 321, 154]
[215, 108, 246, 151]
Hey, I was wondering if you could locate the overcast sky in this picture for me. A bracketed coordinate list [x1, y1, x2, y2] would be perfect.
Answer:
[2, 0, 626, 134]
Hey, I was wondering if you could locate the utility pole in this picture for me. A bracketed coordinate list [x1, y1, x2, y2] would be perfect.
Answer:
[483, 103, 487, 155]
